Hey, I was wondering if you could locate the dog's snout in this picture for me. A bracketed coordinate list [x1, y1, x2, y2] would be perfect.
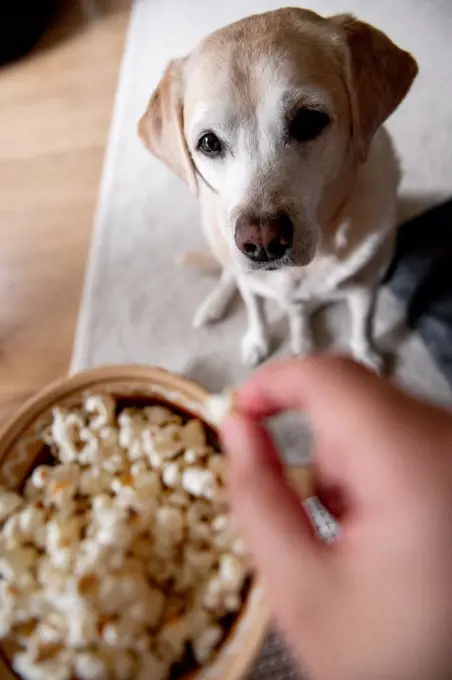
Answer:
[235, 212, 294, 263]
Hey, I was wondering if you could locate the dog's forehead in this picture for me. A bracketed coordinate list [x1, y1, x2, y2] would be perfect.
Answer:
[184, 10, 344, 118]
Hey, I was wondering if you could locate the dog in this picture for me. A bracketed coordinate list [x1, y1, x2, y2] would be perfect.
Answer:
[139, 8, 418, 370]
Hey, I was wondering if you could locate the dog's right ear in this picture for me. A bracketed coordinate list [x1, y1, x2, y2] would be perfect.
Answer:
[331, 14, 418, 162]
[139, 58, 198, 196]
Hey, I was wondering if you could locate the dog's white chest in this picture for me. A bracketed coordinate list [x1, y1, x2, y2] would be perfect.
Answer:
[244, 253, 340, 306]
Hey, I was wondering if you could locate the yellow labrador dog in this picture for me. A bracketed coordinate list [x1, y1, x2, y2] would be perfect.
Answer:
[139, 8, 417, 370]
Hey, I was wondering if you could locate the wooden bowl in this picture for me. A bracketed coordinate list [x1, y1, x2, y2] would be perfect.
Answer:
[0, 365, 269, 680]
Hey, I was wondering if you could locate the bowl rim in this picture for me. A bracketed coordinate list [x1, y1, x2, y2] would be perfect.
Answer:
[0, 365, 210, 463]
[0, 364, 270, 680]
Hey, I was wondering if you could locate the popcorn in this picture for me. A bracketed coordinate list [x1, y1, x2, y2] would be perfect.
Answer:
[166, 490, 190, 508]
[0, 393, 250, 680]
[66, 608, 98, 648]
[17, 506, 47, 547]
[205, 390, 237, 425]
[142, 424, 183, 465]
[73, 652, 108, 680]
[161, 461, 182, 488]
[155, 506, 184, 548]
[183, 446, 212, 465]
[0, 487, 23, 523]
[46, 515, 81, 554]
[84, 394, 115, 430]
[91, 499, 134, 549]
[201, 554, 247, 615]
[36, 613, 66, 644]
[130, 460, 148, 477]
[118, 410, 147, 461]
[143, 405, 178, 427]
[13, 646, 73, 680]
[79, 466, 111, 496]
[157, 616, 187, 662]
[136, 652, 168, 680]
[102, 648, 136, 680]
[181, 419, 206, 448]
[0, 580, 16, 636]
[0, 541, 37, 586]
[193, 623, 223, 663]
[49, 408, 85, 462]
[182, 466, 221, 500]
[219, 553, 247, 591]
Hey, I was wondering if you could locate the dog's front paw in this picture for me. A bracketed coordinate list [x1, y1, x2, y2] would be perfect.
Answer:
[241, 330, 270, 367]
[352, 344, 384, 374]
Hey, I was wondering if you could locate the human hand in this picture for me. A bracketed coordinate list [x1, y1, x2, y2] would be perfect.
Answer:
[220, 356, 452, 680]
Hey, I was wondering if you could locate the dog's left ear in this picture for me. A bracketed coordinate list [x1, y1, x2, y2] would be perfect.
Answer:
[331, 14, 418, 160]
[139, 58, 198, 196]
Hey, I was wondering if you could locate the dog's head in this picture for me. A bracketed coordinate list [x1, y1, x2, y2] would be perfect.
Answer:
[139, 9, 417, 272]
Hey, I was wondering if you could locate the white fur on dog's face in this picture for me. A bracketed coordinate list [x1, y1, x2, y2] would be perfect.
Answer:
[181, 16, 355, 272]
[140, 8, 417, 274]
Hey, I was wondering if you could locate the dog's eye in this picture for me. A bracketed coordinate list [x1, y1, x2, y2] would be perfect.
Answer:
[288, 108, 330, 143]
[197, 132, 223, 156]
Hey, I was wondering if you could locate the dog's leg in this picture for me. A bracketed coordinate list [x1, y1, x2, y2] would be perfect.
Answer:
[288, 303, 314, 356]
[238, 282, 270, 367]
[348, 286, 383, 373]
[192, 269, 237, 329]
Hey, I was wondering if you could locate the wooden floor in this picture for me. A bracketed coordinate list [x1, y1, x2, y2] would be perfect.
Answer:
[0, 1, 130, 426]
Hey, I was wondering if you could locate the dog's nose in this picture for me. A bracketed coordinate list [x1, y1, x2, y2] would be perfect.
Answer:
[235, 212, 294, 263]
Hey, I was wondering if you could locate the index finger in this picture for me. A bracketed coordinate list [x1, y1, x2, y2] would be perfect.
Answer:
[236, 355, 390, 424]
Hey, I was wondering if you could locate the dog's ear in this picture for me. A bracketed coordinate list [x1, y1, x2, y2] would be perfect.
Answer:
[331, 14, 418, 160]
[139, 58, 198, 195]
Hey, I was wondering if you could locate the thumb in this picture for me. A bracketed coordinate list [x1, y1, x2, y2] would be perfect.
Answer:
[221, 414, 324, 611]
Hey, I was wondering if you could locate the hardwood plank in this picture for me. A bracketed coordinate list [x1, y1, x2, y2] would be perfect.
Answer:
[0, 2, 131, 426]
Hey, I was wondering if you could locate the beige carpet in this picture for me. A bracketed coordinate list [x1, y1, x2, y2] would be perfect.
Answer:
[71, 1, 452, 676]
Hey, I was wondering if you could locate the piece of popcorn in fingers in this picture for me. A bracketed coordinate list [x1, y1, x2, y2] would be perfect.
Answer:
[204, 390, 238, 425]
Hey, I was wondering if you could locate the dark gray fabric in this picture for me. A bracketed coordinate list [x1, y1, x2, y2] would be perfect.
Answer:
[384, 199, 452, 385]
